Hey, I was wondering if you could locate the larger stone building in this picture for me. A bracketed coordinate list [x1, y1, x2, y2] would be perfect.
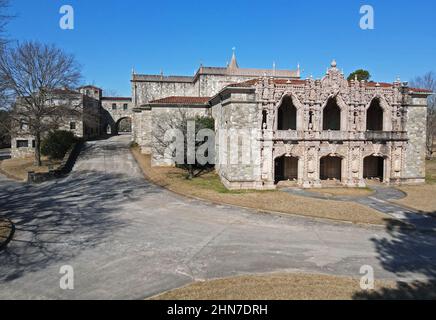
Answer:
[11, 85, 134, 158]
[132, 55, 432, 189]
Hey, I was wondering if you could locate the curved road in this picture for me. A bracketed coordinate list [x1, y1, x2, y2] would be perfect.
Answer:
[0, 135, 435, 299]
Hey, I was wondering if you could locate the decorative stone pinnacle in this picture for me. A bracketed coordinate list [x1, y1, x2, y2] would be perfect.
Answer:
[331, 59, 337, 68]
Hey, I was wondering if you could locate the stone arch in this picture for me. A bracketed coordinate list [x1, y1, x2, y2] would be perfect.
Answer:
[275, 92, 304, 131]
[319, 155, 344, 181]
[366, 98, 384, 131]
[361, 145, 391, 183]
[321, 94, 348, 131]
[363, 155, 385, 181]
[273, 153, 301, 184]
[115, 116, 132, 135]
[365, 95, 392, 131]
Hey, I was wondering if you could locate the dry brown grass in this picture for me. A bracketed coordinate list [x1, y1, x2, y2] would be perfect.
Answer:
[0, 157, 61, 181]
[151, 273, 397, 300]
[131, 148, 388, 225]
[395, 184, 436, 214]
[394, 160, 436, 214]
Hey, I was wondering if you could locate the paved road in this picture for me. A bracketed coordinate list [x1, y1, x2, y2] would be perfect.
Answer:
[1, 136, 435, 300]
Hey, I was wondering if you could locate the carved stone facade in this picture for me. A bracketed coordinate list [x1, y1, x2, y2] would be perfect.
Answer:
[132, 58, 431, 189]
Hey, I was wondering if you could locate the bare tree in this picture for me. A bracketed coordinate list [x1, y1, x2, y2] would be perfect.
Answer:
[410, 72, 436, 159]
[0, 41, 82, 166]
[0, 0, 11, 47]
[153, 109, 214, 179]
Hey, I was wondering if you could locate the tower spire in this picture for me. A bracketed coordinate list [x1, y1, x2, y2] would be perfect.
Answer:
[228, 47, 239, 69]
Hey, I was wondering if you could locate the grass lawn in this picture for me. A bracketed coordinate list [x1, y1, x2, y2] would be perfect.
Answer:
[0, 157, 61, 181]
[394, 159, 436, 214]
[131, 147, 388, 225]
[151, 273, 401, 300]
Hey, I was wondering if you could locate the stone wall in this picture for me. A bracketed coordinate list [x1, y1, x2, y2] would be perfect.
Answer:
[133, 109, 152, 154]
[132, 73, 285, 106]
[403, 94, 428, 183]
[11, 136, 35, 158]
[212, 91, 263, 189]
[133, 80, 197, 106]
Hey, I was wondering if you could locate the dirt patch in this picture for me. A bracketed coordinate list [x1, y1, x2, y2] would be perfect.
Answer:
[0, 157, 61, 181]
[131, 148, 388, 225]
[150, 273, 398, 300]
[426, 159, 436, 184]
[0, 219, 14, 249]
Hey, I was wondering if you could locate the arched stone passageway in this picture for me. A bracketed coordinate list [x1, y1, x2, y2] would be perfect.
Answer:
[323, 98, 341, 131]
[320, 156, 342, 181]
[274, 156, 299, 184]
[363, 155, 384, 180]
[277, 96, 297, 130]
[117, 117, 132, 134]
[367, 99, 384, 131]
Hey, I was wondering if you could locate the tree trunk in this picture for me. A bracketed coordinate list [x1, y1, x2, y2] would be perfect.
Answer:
[187, 164, 194, 180]
[34, 132, 42, 167]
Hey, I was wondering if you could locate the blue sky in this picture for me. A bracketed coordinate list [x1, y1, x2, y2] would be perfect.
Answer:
[6, 0, 436, 96]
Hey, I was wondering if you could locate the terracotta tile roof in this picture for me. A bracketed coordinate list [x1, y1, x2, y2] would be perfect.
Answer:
[51, 88, 80, 95]
[409, 87, 433, 93]
[101, 97, 132, 101]
[227, 78, 434, 94]
[78, 85, 102, 90]
[150, 96, 211, 104]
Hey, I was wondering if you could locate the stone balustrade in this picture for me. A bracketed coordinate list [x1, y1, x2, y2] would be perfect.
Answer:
[272, 130, 408, 141]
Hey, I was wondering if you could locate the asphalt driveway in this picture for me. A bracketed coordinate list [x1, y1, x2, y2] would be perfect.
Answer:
[0, 136, 435, 299]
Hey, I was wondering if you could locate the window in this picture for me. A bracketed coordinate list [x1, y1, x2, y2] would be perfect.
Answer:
[70, 122, 76, 130]
[123, 103, 128, 111]
[16, 140, 29, 148]
[277, 96, 297, 130]
[20, 121, 28, 130]
[32, 140, 35, 148]
[112, 103, 117, 110]
[366, 99, 384, 131]
[323, 98, 341, 131]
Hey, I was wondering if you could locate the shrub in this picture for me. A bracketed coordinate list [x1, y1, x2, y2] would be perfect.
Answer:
[41, 130, 77, 160]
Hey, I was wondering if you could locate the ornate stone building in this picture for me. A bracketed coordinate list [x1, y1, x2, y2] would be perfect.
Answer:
[132, 56, 431, 189]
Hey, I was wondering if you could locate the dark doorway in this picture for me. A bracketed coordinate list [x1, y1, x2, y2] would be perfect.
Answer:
[275, 156, 298, 183]
[320, 156, 342, 180]
[323, 98, 341, 131]
[277, 96, 297, 130]
[367, 99, 384, 131]
[364, 156, 384, 180]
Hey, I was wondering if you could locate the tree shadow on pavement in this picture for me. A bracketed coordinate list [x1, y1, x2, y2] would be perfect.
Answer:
[0, 171, 161, 282]
[354, 217, 436, 300]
